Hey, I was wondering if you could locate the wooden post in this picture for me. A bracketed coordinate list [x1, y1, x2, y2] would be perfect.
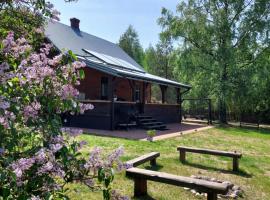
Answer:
[233, 157, 239, 172]
[207, 192, 217, 200]
[128, 80, 135, 101]
[160, 85, 167, 104]
[179, 150, 186, 163]
[141, 82, 146, 113]
[176, 88, 180, 104]
[176, 88, 181, 122]
[109, 77, 115, 131]
[208, 99, 213, 125]
[180, 94, 183, 123]
[134, 178, 147, 197]
[150, 158, 156, 167]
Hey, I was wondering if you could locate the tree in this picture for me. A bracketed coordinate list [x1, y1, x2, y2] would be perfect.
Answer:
[0, 1, 129, 199]
[118, 25, 145, 66]
[159, 0, 270, 123]
[145, 38, 173, 79]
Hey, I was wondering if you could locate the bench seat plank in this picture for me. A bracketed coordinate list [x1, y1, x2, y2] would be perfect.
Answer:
[126, 168, 229, 194]
[126, 152, 160, 167]
[177, 146, 242, 158]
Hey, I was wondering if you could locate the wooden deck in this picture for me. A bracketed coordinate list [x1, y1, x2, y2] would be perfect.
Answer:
[78, 122, 212, 140]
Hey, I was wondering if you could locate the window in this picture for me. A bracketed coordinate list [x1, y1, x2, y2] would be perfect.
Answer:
[101, 77, 108, 100]
[135, 85, 140, 102]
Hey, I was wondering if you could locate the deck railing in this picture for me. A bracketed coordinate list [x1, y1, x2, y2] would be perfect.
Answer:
[73, 100, 181, 129]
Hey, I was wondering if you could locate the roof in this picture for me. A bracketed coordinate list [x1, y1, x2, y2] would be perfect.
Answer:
[45, 21, 191, 89]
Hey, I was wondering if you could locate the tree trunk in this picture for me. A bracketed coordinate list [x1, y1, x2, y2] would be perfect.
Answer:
[219, 64, 228, 124]
[219, 94, 227, 123]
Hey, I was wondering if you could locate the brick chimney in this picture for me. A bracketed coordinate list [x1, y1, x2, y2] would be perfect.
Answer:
[70, 18, 80, 29]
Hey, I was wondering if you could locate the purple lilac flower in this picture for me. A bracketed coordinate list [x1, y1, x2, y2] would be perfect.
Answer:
[48, 54, 63, 66]
[2, 32, 14, 53]
[35, 27, 44, 34]
[49, 143, 63, 153]
[38, 161, 54, 175]
[72, 61, 86, 69]
[106, 146, 124, 167]
[0, 99, 10, 110]
[0, 117, 8, 128]
[38, 161, 65, 178]
[84, 178, 95, 187]
[61, 84, 79, 99]
[0, 62, 10, 74]
[10, 157, 36, 178]
[51, 9, 61, 21]
[50, 135, 64, 144]
[23, 101, 41, 121]
[84, 147, 103, 169]
[31, 195, 41, 200]
[111, 190, 130, 200]
[79, 140, 88, 148]
[78, 103, 94, 114]
[61, 127, 83, 137]
[0, 148, 5, 155]
[35, 148, 47, 164]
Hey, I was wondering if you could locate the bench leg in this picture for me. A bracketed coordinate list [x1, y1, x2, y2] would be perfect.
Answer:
[233, 157, 239, 171]
[150, 158, 156, 166]
[134, 178, 147, 197]
[207, 192, 217, 200]
[180, 150, 186, 163]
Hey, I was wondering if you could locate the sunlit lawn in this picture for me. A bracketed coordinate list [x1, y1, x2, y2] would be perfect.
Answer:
[66, 127, 270, 200]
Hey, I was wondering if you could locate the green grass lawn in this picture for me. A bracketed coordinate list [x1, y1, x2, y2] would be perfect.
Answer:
[66, 127, 270, 200]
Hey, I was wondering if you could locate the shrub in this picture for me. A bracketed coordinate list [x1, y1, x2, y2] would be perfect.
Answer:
[0, 1, 130, 199]
[146, 130, 156, 142]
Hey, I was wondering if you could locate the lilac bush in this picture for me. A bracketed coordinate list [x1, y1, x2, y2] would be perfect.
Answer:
[0, 1, 130, 199]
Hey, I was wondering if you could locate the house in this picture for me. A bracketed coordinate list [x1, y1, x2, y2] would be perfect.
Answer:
[45, 18, 191, 130]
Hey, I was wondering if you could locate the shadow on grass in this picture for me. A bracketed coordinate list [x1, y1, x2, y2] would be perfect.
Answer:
[132, 194, 156, 200]
[183, 161, 252, 178]
[144, 164, 164, 171]
[217, 125, 270, 135]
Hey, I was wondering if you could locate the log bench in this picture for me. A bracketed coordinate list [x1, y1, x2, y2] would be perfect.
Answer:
[240, 121, 259, 129]
[177, 146, 242, 171]
[126, 168, 229, 200]
[126, 152, 160, 167]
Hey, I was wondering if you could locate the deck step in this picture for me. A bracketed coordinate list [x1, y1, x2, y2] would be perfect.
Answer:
[137, 115, 152, 119]
[141, 122, 163, 126]
[146, 124, 167, 130]
[136, 115, 167, 130]
[140, 119, 156, 123]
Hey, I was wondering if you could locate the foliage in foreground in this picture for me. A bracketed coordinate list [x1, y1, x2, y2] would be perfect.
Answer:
[0, 1, 129, 199]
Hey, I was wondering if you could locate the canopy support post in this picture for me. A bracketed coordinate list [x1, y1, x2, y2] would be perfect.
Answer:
[109, 76, 116, 130]
[160, 85, 167, 104]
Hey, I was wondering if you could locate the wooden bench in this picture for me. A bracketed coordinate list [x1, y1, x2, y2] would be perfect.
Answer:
[126, 168, 229, 200]
[240, 121, 259, 129]
[177, 146, 242, 171]
[126, 152, 160, 167]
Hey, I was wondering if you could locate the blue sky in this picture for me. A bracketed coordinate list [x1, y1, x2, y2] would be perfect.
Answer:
[50, 0, 178, 49]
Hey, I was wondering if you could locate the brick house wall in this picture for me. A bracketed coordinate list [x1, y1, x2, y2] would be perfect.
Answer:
[77, 67, 151, 102]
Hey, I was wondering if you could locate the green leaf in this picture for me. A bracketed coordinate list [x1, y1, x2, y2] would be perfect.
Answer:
[79, 69, 85, 79]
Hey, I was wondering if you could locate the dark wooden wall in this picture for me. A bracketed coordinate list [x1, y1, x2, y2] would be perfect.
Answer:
[63, 101, 111, 130]
[144, 104, 181, 123]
